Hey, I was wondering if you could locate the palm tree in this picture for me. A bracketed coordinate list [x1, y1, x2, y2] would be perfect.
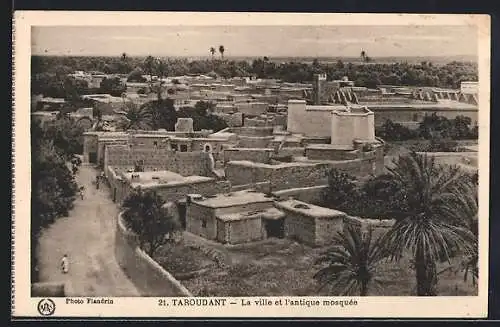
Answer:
[210, 47, 216, 59]
[381, 152, 476, 296]
[219, 45, 225, 60]
[121, 52, 127, 61]
[314, 225, 388, 296]
[437, 174, 478, 286]
[118, 102, 153, 131]
[144, 55, 156, 83]
[360, 50, 366, 62]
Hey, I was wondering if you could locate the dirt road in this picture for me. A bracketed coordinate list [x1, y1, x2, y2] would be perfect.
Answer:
[37, 165, 139, 296]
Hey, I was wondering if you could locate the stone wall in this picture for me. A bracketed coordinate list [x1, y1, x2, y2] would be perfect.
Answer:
[219, 217, 264, 244]
[315, 216, 345, 245]
[224, 148, 274, 164]
[305, 147, 360, 161]
[115, 212, 192, 296]
[148, 180, 231, 204]
[225, 161, 330, 192]
[230, 126, 274, 137]
[104, 145, 213, 177]
[230, 181, 272, 194]
[343, 216, 395, 240]
[185, 203, 217, 240]
[272, 185, 327, 204]
[283, 212, 316, 245]
[237, 136, 274, 148]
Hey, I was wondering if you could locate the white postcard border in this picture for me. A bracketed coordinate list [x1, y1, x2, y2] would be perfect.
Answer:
[12, 11, 491, 318]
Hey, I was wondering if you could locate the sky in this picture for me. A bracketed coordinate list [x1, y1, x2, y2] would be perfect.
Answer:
[31, 25, 478, 58]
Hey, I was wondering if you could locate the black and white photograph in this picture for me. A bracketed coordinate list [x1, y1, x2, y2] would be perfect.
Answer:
[13, 12, 490, 318]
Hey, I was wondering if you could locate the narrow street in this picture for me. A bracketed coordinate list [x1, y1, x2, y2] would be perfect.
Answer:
[37, 165, 139, 297]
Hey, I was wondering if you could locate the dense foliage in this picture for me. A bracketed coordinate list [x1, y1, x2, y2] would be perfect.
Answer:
[321, 152, 478, 295]
[376, 114, 478, 152]
[121, 188, 181, 257]
[31, 120, 81, 282]
[32, 55, 478, 98]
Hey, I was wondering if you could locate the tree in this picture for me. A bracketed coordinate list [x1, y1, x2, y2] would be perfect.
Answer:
[121, 52, 127, 61]
[99, 77, 126, 97]
[380, 152, 476, 296]
[144, 55, 156, 83]
[121, 188, 181, 257]
[314, 225, 388, 296]
[42, 117, 85, 159]
[210, 47, 216, 59]
[219, 45, 225, 60]
[360, 50, 366, 62]
[177, 101, 228, 132]
[321, 169, 362, 213]
[31, 120, 79, 282]
[127, 67, 147, 83]
[118, 102, 154, 131]
[142, 98, 177, 131]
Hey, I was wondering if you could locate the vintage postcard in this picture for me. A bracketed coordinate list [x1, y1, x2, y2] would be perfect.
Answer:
[12, 11, 490, 318]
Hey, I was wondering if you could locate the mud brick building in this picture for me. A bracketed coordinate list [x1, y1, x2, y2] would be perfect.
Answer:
[274, 199, 347, 246]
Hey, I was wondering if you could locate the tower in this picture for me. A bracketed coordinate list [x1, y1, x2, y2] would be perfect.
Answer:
[312, 73, 327, 105]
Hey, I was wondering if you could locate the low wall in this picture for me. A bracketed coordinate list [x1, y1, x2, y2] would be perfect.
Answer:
[223, 148, 273, 164]
[343, 216, 395, 240]
[230, 181, 272, 194]
[148, 180, 231, 203]
[305, 147, 360, 161]
[115, 212, 192, 297]
[237, 136, 274, 148]
[272, 185, 327, 204]
[225, 161, 330, 192]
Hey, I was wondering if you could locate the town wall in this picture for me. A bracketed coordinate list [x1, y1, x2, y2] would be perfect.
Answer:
[115, 212, 192, 296]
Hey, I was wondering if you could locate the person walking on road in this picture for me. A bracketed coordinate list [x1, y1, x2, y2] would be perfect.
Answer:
[79, 186, 85, 200]
[60, 254, 69, 274]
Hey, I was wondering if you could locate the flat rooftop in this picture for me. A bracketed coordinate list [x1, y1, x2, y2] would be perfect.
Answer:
[217, 207, 285, 222]
[123, 170, 213, 188]
[274, 199, 347, 219]
[191, 190, 273, 209]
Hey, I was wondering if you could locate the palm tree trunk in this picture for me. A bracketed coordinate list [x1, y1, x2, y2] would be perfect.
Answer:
[415, 248, 438, 296]
[360, 281, 369, 296]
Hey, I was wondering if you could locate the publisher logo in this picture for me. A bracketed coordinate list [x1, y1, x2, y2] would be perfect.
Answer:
[37, 298, 56, 316]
